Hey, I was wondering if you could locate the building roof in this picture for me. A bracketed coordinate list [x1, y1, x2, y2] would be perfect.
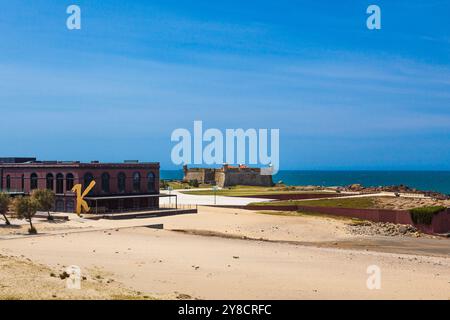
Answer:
[0, 158, 159, 169]
[0, 157, 36, 164]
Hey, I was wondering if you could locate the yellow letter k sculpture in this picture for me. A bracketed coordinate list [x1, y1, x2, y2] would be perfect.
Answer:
[71, 181, 96, 216]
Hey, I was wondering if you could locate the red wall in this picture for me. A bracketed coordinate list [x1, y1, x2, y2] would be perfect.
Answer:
[241, 205, 450, 235]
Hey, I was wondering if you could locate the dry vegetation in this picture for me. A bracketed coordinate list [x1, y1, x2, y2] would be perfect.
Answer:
[373, 197, 450, 210]
[0, 254, 153, 300]
[251, 196, 450, 211]
[0, 218, 85, 236]
[249, 196, 376, 208]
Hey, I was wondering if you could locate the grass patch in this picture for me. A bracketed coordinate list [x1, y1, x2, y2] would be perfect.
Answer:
[256, 210, 365, 222]
[256, 210, 305, 217]
[182, 185, 330, 197]
[162, 181, 210, 190]
[249, 197, 377, 209]
[409, 206, 446, 225]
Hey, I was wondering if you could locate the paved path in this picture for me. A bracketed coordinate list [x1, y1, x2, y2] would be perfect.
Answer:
[159, 189, 274, 206]
[159, 189, 429, 206]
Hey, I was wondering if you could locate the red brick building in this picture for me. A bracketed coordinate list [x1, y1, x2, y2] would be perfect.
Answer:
[0, 157, 162, 213]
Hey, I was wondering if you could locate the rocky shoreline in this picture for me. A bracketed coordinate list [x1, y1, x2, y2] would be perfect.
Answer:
[338, 184, 450, 200]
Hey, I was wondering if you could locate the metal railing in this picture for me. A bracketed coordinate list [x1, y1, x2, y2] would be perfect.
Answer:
[158, 203, 197, 210]
[89, 203, 197, 214]
[0, 188, 25, 195]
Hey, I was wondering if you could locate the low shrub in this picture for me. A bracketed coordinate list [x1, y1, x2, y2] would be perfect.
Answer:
[188, 179, 199, 188]
[409, 206, 446, 225]
[160, 180, 168, 189]
[28, 226, 37, 234]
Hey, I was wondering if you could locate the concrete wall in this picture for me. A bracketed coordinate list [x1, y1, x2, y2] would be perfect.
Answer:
[183, 167, 215, 184]
[239, 205, 450, 235]
[221, 169, 273, 187]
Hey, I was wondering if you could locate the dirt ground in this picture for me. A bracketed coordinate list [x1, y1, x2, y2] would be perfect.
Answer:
[0, 253, 156, 300]
[0, 206, 449, 300]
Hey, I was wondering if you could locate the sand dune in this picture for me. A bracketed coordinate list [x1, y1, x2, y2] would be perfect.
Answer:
[0, 206, 449, 299]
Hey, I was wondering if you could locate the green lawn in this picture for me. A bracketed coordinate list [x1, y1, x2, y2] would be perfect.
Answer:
[249, 197, 377, 209]
[409, 206, 446, 225]
[181, 185, 331, 197]
[162, 181, 211, 190]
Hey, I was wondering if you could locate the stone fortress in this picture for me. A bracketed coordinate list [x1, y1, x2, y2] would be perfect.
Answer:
[183, 164, 273, 188]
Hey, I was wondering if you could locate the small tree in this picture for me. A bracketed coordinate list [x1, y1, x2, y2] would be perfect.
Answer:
[31, 189, 55, 221]
[14, 196, 39, 234]
[189, 179, 199, 188]
[160, 180, 168, 190]
[0, 192, 11, 226]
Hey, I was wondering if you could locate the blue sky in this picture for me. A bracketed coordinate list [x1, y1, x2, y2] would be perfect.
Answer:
[0, 0, 449, 170]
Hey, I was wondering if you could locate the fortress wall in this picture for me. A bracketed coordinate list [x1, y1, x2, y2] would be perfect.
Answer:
[183, 169, 206, 183]
[183, 168, 216, 184]
[183, 165, 273, 187]
[223, 170, 273, 187]
[204, 169, 216, 183]
[215, 171, 226, 187]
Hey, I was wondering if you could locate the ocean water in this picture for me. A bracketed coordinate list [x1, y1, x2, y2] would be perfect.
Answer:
[160, 170, 450, 195]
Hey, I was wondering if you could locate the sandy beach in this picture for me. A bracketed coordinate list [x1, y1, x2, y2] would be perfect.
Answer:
[0, 206, 449, 300]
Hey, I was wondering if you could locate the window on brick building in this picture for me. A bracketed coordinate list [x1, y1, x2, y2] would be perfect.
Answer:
[66, 200, 74, 212]
[83, 173, 94, 189]
[101, 172, 110, 193]
[133, 172, 141, 192]
[30, 173, 38, 190]
[118, 172, 126, 193]
[46, 173, 54, 190]
[147, 172, 155, 192]
[56, 173, 64, 194]
[66, 173, 74, 191]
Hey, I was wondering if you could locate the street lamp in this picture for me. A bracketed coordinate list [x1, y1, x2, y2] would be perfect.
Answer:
[168, 186, 173, 207]
[212, 185, 218, 205]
